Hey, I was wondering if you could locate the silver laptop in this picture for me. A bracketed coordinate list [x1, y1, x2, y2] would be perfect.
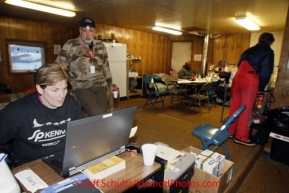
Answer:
[42, 106, 137, 177]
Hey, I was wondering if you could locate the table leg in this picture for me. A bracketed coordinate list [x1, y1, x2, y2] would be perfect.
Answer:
[220, 85, 228, 123]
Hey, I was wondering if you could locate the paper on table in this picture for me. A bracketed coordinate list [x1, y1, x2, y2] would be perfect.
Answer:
[156, 144, 185, 164]
[129, 126, 138, 138]
[177, 79, 194, 84]
[14, 169, 48, 193]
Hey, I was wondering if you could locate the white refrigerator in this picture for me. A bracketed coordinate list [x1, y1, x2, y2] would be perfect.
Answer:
[103, 42, 127, 98]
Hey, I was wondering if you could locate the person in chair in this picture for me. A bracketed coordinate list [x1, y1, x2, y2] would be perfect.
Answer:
[0, 63, 84, 166]
[178, 61, 197, 79]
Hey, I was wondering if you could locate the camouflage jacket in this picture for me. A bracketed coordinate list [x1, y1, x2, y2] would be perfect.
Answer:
[55, 37, 112, 90]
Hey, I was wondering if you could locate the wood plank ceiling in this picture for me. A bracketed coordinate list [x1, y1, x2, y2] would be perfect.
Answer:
[0, 0, 288, 36]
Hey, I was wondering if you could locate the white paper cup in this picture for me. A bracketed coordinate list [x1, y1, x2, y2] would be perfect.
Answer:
[141, 144, 157, 166]
[113, 91, 118, 98]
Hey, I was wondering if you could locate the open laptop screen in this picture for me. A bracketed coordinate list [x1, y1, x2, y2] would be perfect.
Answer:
[62, 106, 137, 172]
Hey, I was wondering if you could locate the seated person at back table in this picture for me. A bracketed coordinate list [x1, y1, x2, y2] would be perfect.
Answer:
[0, 63, 84, 166]
[178, 61, 198, 94]
[178, 61, 197, 79]
[215, 64, 238, 105]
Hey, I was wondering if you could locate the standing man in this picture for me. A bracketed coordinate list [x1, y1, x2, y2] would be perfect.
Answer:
[56, 17, 117, 116]
[228, 32, 275, 146]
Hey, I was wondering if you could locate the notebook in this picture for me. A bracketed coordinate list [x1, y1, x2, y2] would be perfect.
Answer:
[42, 106, 137, 177]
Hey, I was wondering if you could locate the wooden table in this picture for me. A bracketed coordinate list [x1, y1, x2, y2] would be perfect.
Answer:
[12, 152, 163, 193]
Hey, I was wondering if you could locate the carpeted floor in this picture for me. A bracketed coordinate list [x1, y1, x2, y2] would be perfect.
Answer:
[237, 152, 289, 193]
[119, 96, 289, 193]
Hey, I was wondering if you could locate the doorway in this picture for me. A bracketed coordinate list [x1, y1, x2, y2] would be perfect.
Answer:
[171, 42, 192, 72]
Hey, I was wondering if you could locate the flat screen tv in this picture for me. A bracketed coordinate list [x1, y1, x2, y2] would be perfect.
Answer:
[7, 39, 46, 73]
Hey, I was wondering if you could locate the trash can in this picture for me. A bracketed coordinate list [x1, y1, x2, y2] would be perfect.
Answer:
[262, 107, 289, 166]
[269, 128, 289, 166]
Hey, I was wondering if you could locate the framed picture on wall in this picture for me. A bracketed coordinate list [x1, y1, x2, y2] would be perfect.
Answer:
[6, 39, 46, 73]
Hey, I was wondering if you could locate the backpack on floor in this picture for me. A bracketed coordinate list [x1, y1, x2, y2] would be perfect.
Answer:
[249, 123, 270, 145]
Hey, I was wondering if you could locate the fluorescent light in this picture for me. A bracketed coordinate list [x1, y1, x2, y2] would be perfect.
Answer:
[5, 0, 76, 17]
[152, 26, 182, 35]
[235, 16, 260, 31]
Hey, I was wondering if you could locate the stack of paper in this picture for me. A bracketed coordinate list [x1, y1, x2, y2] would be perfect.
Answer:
[156, 144, 185, 164]
[83, 156, 125, 180]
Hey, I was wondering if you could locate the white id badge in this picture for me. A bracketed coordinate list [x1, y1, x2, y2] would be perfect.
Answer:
[90, 66, 95, 73]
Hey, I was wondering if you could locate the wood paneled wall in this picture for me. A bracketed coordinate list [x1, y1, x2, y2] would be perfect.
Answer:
[165, 34, 251, 75]
[95, 23, 167, 75]
[272, 6, 289, 109]
[0, 16, 168, 93]
[0, 15, 79, 93]
[210, 34, 251, 65]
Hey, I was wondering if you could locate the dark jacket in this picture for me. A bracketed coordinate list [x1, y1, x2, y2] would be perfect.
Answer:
[178, 65, 196, 79]
[238, 41, 274, 91]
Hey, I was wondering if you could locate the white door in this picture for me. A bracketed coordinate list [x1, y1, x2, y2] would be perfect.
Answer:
[171, 42, 192, 72]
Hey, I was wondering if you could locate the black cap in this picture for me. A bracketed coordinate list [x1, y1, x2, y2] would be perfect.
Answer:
[80, 17, 95, 28]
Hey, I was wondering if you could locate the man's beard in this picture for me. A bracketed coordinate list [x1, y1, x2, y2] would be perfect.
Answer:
[81, 36, 93, 44]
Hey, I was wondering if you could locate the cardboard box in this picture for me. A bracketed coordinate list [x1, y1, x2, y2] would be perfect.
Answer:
[200, 149, 214, 157]
[129, 72, 138, 77]
[195, 154, 207, 169]
[202, 158, 219, 176]
[182, 146, 234, 193]
[210, 152, 225, 176]
[198, 150, 226, 177]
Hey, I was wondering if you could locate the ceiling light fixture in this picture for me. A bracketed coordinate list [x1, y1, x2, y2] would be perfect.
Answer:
[152, 26, 182, 35]
[5, 0, 76, 17]
[235, 15, 260, 31]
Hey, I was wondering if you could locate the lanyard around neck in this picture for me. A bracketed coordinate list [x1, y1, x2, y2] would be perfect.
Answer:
[78, 37, 95, 62]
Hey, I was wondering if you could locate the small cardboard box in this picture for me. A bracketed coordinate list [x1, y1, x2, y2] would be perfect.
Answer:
[202, 158, 219, 176]
[129, 72, 138, 77]
[199, 150, 226, 177]
[182, 146, 234, 193]
[210, 152, 225, 176]
[200, 149, 214, 157]
[195, 154, 208, 169]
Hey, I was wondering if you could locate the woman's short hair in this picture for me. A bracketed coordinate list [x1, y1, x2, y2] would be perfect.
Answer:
[259, 32, 275, 45]
[34, 63, 69, 88]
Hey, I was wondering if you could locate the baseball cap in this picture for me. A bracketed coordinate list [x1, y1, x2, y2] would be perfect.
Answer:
[80, 17, 95, 29]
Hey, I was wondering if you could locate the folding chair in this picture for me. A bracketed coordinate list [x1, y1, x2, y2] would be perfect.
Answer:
[185, 82, 213, 115]
[143, 75, 166, 110]
[200, 79, 222, 107]
[164, 78, 186, 108]
[192, 105, 246, 160]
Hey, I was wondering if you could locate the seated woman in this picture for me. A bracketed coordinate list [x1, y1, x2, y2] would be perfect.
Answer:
[0, 63, 84, 166]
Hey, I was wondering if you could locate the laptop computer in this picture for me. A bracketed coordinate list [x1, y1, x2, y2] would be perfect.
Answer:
[42, 106, 137, 177]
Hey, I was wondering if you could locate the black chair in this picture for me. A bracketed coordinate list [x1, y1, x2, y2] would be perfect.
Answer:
[192, 105, 246, 160]
[143, 75, 166, 110]
[164, 78, 186, 108]
[208, 80, 222, 107]
[185, 82, 213, 115]
[0, 139, 20, 169]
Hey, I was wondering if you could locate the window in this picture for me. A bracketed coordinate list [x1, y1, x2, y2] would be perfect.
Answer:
[6, 39, 46, 73]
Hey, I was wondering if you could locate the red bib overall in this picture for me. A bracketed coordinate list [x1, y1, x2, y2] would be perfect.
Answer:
[228, 60, 259, 142]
